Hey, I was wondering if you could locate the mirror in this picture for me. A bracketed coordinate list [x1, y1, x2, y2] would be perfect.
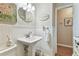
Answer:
[18, 7, 26, 21]
[18, 4, 34, 23]
[25, 11, 33, 22]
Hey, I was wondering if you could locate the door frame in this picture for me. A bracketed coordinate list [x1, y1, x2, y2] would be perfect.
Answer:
[55, 4, 73, 54]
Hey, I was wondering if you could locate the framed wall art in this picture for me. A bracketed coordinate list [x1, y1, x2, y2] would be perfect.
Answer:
[0, 3, 17, 24]
[64, 17, 72, 26]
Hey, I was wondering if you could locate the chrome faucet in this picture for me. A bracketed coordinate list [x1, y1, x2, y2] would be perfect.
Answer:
[26, 32, 32, 38]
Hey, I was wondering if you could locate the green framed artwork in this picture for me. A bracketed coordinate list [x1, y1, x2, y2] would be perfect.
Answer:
[0, 3, 17, 24]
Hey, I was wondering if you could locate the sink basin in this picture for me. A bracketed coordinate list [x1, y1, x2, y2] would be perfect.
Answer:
[17, 36, 42, 45]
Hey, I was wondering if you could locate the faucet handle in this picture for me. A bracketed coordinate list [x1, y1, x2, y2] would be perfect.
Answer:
[29, 32, 32, 34]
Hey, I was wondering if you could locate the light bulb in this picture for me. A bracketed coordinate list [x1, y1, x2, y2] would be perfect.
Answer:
[27, 3, 32, 9]
[27, 8, 31, 12]
[23, 6, 27, 10]
[22, 3, 27, 10]
[32, 6, 35, 11]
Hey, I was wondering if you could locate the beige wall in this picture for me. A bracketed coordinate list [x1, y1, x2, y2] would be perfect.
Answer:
[57, 7, 72, 46]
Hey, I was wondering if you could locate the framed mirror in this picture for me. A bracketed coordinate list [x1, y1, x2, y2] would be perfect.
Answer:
[18, 7, 26, 21]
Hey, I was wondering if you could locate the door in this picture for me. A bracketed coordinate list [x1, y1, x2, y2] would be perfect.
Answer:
[57, 6, 73, 47]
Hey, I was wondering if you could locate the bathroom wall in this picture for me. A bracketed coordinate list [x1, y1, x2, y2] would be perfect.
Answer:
[73, 4, 79, 36]
[12, 3, 36, 41]
[35, 3, 54, 55]
[0, 25, 13, 49]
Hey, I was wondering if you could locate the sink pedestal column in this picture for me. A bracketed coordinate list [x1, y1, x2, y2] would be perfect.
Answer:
[28, 45, 33, 56]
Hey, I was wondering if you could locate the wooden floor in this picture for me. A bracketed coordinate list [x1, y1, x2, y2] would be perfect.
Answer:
[55, 45, 73, 56]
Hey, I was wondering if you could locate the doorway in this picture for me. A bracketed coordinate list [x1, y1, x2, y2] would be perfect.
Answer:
[55, 5, 73, 56]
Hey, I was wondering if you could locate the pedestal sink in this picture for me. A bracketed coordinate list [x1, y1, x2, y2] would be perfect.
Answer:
[17, 36, 42, 45]
[17, 35, 42, 56]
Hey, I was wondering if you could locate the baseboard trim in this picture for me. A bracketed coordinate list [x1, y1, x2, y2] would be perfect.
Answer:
[57, 43, 73, 48]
